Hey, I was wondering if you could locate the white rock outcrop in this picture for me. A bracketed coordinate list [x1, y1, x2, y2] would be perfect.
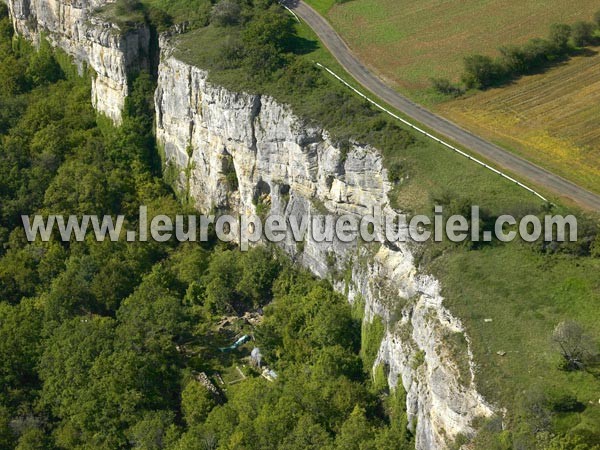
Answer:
[4, 0, 150, 123]
[155, 46, 494, 449]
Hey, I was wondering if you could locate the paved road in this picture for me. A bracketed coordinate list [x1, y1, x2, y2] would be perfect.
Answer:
[285, 0, 600, 211]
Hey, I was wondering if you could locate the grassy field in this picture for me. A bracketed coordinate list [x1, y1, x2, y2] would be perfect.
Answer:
[291, 20, 546, 214]
[436, 47, 600, 195]
[316, 0, 600, 98]
[429, 244, 600, 439]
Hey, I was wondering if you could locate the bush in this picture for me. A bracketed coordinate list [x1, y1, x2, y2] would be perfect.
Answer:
[27, 40, 64, 86]
[211, 36, 244, 70]
[115, 0, 143, 16]
[595, 10, 600, 27]
[463, 16, 597, 90]
[571, 21, 596, 47]
[146, 6, 173, 32]
[591, 233, 600, 258]
[521, 38, 560, 70]
[387, 162, 404, 184]
[241, 8, 292, 75]
[430, 77, 464, 97]
[499, 45, 527, 73]
[462, 54, 505, 89]
[548, 23, 571, 53]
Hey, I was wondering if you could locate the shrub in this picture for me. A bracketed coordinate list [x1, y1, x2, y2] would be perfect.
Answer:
[462, 54, 505, 89]
[411, 350, 425, 369]
[571, 21, 595, 46]
[146, 6, 173, 32]
[521, 38, 559, 70]
[241, 9, 293, 75]
[464, 17, 597, 90]
[115, 0, 143, 16]
[26, 40, 64, 86]
[591, 233, 600, 258]
[387, 162, 404, 184]
[211, 36, 244, 70]
[552, 320, 598, 371]
[499, 45, 527, 73]
[430, 77, 464, 96]
[548, 23, 572, 53]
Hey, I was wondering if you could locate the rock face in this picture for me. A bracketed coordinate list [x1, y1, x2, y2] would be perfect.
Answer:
[4, 0, 150, 123]
[155, 45, 494, 449]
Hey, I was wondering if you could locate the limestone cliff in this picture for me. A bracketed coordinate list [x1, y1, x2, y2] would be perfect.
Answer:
[154, 44, 494, 449]
[4, 0, 150, 123]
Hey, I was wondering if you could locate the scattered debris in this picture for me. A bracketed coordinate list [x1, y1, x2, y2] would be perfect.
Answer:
[193, 372, 223, 401]
[215, 315, 238, 331]
[496, 351, 506, 356]
[484, 318, 493, 323]
[243, 311, 263, 326]
[261, 367, 278, 382]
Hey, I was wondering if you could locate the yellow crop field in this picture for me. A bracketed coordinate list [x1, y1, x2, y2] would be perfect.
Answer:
[436, 48, 600, 194]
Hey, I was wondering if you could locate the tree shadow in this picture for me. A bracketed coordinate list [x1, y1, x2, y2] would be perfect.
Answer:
[571, 46, 599, 58]
[481, 46, 600, 91]
[285, 34, 319, 56]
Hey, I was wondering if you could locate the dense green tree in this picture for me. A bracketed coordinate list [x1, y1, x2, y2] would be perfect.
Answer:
[14, 427, 50, 450]
[0, 406, 16, 448]
[571, 21, 596, 46]
[181, 380, 217, 427]
[0, 299, 43, 406]
[42, 255, 99, 324]
[241, 8, 292, 75]
[335, 406, 375, 450]
[116, 265, 190, 352]
[127, 410, 175, 450]
[26, 40, 63, 86]
[549, 23, 572, 52]
[0, 8, 421, 450]
[202, 247, 242, 314]
[279, 414, 333, 450]
[462, 54, 504, 88]
[237, 246, 280, 307]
